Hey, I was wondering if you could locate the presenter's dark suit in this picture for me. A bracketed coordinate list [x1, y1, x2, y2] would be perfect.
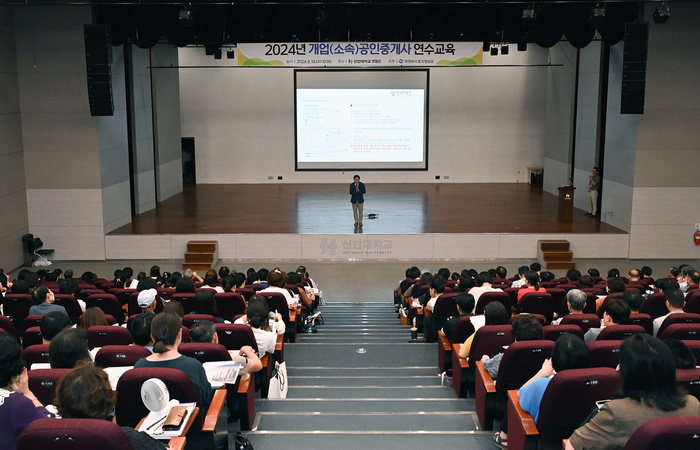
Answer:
[350, 182, 366, 226]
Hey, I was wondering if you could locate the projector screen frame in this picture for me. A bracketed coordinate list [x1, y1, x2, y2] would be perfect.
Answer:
[294, 68, 430, 172]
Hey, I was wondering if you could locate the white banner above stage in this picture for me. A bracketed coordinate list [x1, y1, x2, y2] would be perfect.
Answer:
[235, 42, 483, 67]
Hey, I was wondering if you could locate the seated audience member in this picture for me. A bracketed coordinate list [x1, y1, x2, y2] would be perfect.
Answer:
[552, 289, 588, 325]
[259, 267, 311, 309]
[494, 333, 591, 448]
[565, 269, 581, 284]
[424, 276, 446, 312]
[458, 302, 509, 359]
[405, 271, 432, 303]
[201, 269, 224, 294]
[245, 268, 258, 286]
[653, 288, 686, 336]
[577, 275, 595, 289]
[218, 266, 230, 281]
[49, 328, 91, 369]
[162, 301, 184, 318]
[539, 271, 555, 283]
[628, 269, 642, 283]
[469, 272, 503, 309]
[189, 320, 262, 379]
[641, 266, 653, 280]
[517, 271, 543, 303]
[175, 277, 196, 294]
[0, 333, 53, 450]
[40, 311, 72, 345]
[685, 270, 700, 294]
[149, 265, 161, 280]
[455, 275, 473, 293]
[79, 306, 109, 331]
[510, 266, 530, 288]
[136, 276, 157, 292]
[494, 266, 508, 281]
[129, 312, 155, 352]
[607, 268, 620, 279]
[137, 288, 158, 314]
[134, 311, 213, 409]
[587, 268, 600, 278]
[481, 314, 544, 379]
[566, 334, 700, 450]
[234, 295, 285, 356]
[193, 289, 224, 323]
[28, 286, 67, 317]
[57, 277, 80, 296]
[255, 268, 270, 288]
[440, 293, 475, 342]
[584, 298, 631, 344]
[664, 338, 697, 369]
[596, 277, 626, 312]
[622, 290, 644, 314]
[678, 266, 695, 293]
[55, 363, 165, 450]
[10, 280, 30, 295]
[168, 271, 182, 289]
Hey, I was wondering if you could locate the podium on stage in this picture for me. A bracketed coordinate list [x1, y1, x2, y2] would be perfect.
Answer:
[557, 185, 575, 222]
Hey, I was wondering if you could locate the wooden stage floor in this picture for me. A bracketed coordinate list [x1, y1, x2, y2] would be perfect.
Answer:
[111, 184, 624, 236]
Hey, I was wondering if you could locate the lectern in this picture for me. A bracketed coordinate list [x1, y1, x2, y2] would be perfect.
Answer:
[557, 185, 575, 222]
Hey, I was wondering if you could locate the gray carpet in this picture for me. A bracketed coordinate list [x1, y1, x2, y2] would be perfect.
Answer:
[235, 302, 496, 449]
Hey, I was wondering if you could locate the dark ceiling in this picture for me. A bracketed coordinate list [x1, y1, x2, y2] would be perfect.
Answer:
[90, 1, 650, 49]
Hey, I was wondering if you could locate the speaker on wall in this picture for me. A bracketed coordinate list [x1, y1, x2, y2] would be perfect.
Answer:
[84, 24, 114, 116]
[621, 22, 649, 115]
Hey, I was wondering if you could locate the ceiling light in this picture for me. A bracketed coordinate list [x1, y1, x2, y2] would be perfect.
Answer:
[522, 5, 536, 27]
[178, 3, 193, 27]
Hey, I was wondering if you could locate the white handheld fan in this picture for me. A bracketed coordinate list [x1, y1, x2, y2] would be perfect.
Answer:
[141, 378, 173, 416]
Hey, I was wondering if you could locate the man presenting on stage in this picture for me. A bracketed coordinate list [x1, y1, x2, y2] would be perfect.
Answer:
[350, 175, 366, 227]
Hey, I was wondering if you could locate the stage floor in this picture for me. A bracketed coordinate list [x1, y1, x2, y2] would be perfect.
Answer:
[111, 183, 625, 235]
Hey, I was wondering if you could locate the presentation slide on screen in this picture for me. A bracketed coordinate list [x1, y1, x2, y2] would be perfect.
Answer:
[295, 70, 428, 171]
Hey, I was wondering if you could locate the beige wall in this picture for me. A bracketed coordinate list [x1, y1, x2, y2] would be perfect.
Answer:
[179, 46, 550, 184]
[628, 2, 700, 258]
[0, 6, 29, 270]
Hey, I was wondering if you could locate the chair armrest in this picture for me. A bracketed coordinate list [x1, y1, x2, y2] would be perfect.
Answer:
[439, 333, 451, 352]
[289, 309, 297, 323]
[237, 375, 250, 394]
[507, 389, 538, 450]
[275, 333, 284, 351]
[167, 436, 186, 450]
[202, 389, 227, 432]
[260, 354, 269, 367]
[476, 361, 496, 394]
[453, 343, 469, 368]
[475, 360, 497, 430]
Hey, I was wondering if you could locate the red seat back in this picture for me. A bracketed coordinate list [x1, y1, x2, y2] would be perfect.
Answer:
[179, 342, 232, 364]
[27, 368, 72, 406]
[94, 345, 151, 367]
[587, 340, 622, 368]
[18, 418, 134, 450]
[595, 325, 646, 341]
[86, 325, 133, 349]
[623, 416, 700, 450]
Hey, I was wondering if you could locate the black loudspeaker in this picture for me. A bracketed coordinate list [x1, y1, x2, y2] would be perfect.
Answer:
[621, 22, 649, 115]
[84, 24, 114, 116]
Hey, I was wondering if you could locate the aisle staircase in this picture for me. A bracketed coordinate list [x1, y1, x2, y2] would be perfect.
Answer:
[537, 239, 576, 270]
[243, 302, 493, 449]
[182, 240, 218, 271]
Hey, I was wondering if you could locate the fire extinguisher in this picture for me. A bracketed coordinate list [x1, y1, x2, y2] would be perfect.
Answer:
[695, 230, 700, 245]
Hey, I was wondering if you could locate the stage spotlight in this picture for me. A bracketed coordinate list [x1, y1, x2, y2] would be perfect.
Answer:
[483, 41, 490, 52]
[178, 3, 193, 27]
[490, 46, 498, 56]
[226, 49, 235, 59]
[589, 3, 605, 28]
[653, 1, 670, 24]
[518, 40, 527, 52]
[522, 5, 536, 27]
[501, 45, 509, 55]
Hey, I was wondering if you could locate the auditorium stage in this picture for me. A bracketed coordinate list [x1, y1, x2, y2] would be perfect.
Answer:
[105, 184, 629, 262]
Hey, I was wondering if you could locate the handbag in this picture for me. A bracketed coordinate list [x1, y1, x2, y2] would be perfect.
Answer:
[267, 361, 288, 399]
